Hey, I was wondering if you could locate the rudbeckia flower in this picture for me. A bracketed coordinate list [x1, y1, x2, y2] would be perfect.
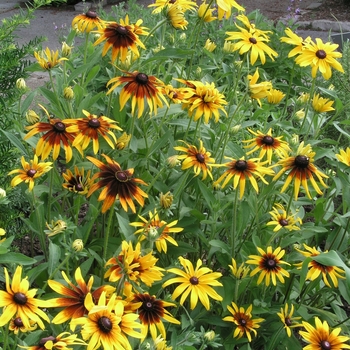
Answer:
[163, 84, 188, 104]
[166, 5, 188, 30]
[174, 140, 215, 180]
[273, 142, 328, 200]
[87, 154, 148, 213]
[162, 257, 223, 310]
[246, 246, 290, 286]
[267, 89, 285, 104]
[107, 71, 168, 118]
[8, 155, 52, 192]
[9, 317, 37, 334]
[336, 147, 350, 166]
[26, 332, 87, 350]
[277, 304, 302, 337]
[62, 166, 93, 195]
[0, 266, 50, 329]
[229, 258, 250, 279]
[235, 14, 270, 39]
[295, 38, 344, 80]
[216, 0, 245, 20]
[266, 203, 302, 232]
[248, 69, 272, 106]
[280, 28, 311, 57]
[299, 317, 350, 350]
[312, 93, 335, 113]
[72, 9, 105, 33]
[197, 2, 217, 22]
[149, 0, 197, 13]
[34, 47, 68, 70]
[223, 302, 264, 342]
[204, 38, 217, 52]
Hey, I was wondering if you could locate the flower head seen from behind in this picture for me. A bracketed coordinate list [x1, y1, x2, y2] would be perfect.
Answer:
[0, 266, 50, 329]
[34, 47, 67, 70]
[248, 69, 272, 106]
[216, 0, 245, 20]
[273, 142, 328, 200]
[223, 302, 264, 342]
[166, 5, 189, 29]
[280, 28, 311, 57]
[246, 246, 290, 286]
[204, 38, 216, 52]
[72, 9, 105, 33]
[162, 257, 223, 310]
[312, 93, 335, 113]
[87, 154, 148, 213]
[198, 2, 217, 22]
[267, 89, 285, 104]
[299, 317, 350, 350]
[62, 166, 93, 195]
[174, 140, 215, 180]
[266, 203, 302, 232]
[277, 304, 302, 337]
[149, 0, 197, 14]
[8, 155, 52, 192]
[336, 147, 350, 166]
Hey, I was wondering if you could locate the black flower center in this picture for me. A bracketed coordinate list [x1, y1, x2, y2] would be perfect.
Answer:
[316, 50, 327, 59]
[239, 318, 247, 326]
[235, 160, 248, 171]
[196, 153, 205, 163]
[88, 118, 101, 128]
[172, 92, 178, 99]
[144, 301, 153, 310]
[97, 316, 113, 333]
[39, 336, 56, 347]
[116, 25, 128, 35]
[115, 171, 129, 182]
[14, 317, 24, 327]
[262, 135, 274, 145]
[86, 10, 98, 18]
[53, 121, 66, 132]
[279, 219, 289, 226]
[136, 73, 149, 85]
[13, 292, 28, 305]
[169, 0, 176, 3]
[190, 276, 199, 285]
[75, 183, 84, 191]
[294, 155, 310, 168]
[320, 340, 331, 350]
[27, 169, 37, 178]
[265, 258, 277, 269]
[285, 317, 292, 327]
[249, 37, 257, 44]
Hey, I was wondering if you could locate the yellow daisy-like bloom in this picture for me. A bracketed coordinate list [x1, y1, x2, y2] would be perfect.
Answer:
[248, 69, 272, 106]
[116, 132, 131, 150]
[105, 241, 164, 287]
[312, 93, 335, 113]
[336, 147, 350, 166]
[130, 209, 183, 253]
[216, 0, 245, 20]
[154, 335, 173, 350]
[223, 40, 235, 53]
[223, 302, 264, 342]
[163, 84, 188, 104]
[295, 38, 344, 80]
[0, 266, 50, 329]
[229, 258, 250, 279]
[214, 156, 275, 199]
[107, 71, 168, 118]
[166, 5, 188, 30]
[174, 140, 215, 180]
[226, 26, 278, 65]
[267, 89, 285, 104]
[34, 47, 68, 70]
[204, 38, 217, 52]
[295, 244, 345, 288]
[177, 79, 228, 123]
[8, 155, 52, 192]
[280, 28, 311, 57]
[149, 0, 197, 13]
[72, 9, 105, 33]
[9, 317, 37, 334]
[246, 246, 290, 286]
[162, 257, 223, 310]
[235, 14, 270, 39]
[62, 166, 93, 195]
[242, 128, 291, 164]
[26, 332, 87, 350]
[277, 304, 302, 337]
[266, 203, 302, 232]
[198, 2, 217, 22]
[299, 317, 350, 350]
[273, 142, 328, 200]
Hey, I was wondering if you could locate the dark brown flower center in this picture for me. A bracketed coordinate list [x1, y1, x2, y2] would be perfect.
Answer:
[265, 258, 277, 269]
[235, 160, 248, 171]
[27, 169, 37, 178]
[116, 25, 128, 35]
[316, 50, 327, 59]
[239, 318, 247, 326]
[86, 9, 98, 18]
[262, 135, 274, 145]
[88, 118, 101, 128]
[75, 183, 84, 191]
[285, 317, 292, 327]
[196, 153, 205, 163]
[115, 171, 129, 182]
[39, 336, 56, 347]
[144, 301, 153, 310]
[190, 276, 199, 285]
[172, 92, 178, 99]
[169, 0, 176, 3]
[97, 316, 113, 333]
[249, 37, 257, 44]
[13, 292, 27, 305]
[294, 155, 309, 168]
[136, 73, 149, 85]
[53, 121, 66, 132]
[279, 219, 289, 226]
[320, 340, 331, 350]
[14, 317, 24, 327]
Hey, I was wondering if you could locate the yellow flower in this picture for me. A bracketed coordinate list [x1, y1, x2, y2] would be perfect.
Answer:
[72, 9, 105, 33]
[298, 92, 310, 103]
[25, 110, 40, 124]
[312, 93, 335, 113]
[204, 38, 217, 52]
[16, 78, 26, 90]
[167, 5, 188, 30]
[336, 147, 350, 166]
[248, 69, 272, 106]
[223, 40, 235, 53]
[229, 258, 250, 279]
[159, 191, 174, 209]
[277, 304, 302, 337]
[295, 109, 305, 119]
[198, 2, 217, 22]
[266, 203, 302, 232]
[216, 0, 245, 20]
[280, 28, 311, 57]
[267, 89, 285, 104]
[61, 41, 72, 57]
[72, 239, 84, 252]
[34, 47, 67, 70]
[149, 0, 197, 14]
[63, 86, 74, 100]
[45, 219, 67, 237]
[116, 132, 131, 150]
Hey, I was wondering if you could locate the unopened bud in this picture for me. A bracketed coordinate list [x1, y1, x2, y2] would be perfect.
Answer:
[0, 228, 5, 236]
[61, 41, 72, 57]
[72, 239, 84, 252]
[26, 110, 40, 124]
[0, 188, 6, 198]
[160, 191, 173, 209]
[204, 330, 215, 341]
[63, 86, 74, 100]
[16, 78, 27, 90]
[167, 155, 180, 167]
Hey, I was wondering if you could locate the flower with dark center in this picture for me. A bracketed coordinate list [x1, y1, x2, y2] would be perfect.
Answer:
[249, 37, 257, 44]
[316, 49, 327, 59]
[66, 109, 122, 155]
[39, 336, 57, 346]
[0, 266, 50, 330]
[98, 316, 113, 333]
[62, 166, 93, 196]
[34, 47, 68, 70]
[273, 142, 328, 200]
[267, 203, 302, 232]
[87, 154, 148, 213]
[163, 256, 223, 310]
[300, 317, 350, 350]
[72, 9, 105, 33]
[174, 140, 215, 180]
[246, 246, 290, 286]
[223, 302, 264, 342]
[27, 169, 37, 177]
[9, 316, 37, 334]
[148, 0, 197, 14]
[277, 304, 302, 337]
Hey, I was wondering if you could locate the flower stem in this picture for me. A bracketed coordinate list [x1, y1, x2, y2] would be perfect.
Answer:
[102, 208, 115, 280]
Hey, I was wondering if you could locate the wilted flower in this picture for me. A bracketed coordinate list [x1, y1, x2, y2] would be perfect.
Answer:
[160, 191, 173, 209]
[45, 219, 67, 237]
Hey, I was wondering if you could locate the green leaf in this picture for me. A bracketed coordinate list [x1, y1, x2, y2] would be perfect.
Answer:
[196, 179, 216, 210]
[48, 241, 61, 276]
[0, 130, 28, 156]
[0, 252, 36, 265]
[85, 65, 100, 85]
[208, 239, 230, 256]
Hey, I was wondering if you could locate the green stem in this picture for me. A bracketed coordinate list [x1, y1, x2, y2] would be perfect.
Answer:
[102, 208, 115, 280]
[231, 189, 239, 256]
[2, 324, 9, 350]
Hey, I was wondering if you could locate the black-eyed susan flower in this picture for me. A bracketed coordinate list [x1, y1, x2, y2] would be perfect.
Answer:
[198, 2, 217, 22]
[105, 241, 164, 287]
[149, 0, 197, 14]
[62, 166, 93, 195]
[87, 154, 148, 213]
[272, 142, 328, 200]
[223, 302, 264, 342]
[8, 155, 52, 192]
[336, 147, 350, 166]
[242, 128, 291, 164]
[267, 89, 285, 104]
[154, 335, 172, 350]
[174, 140, 215, 180]
[280, 28, 311, 57]
[26, 332, 87, 350]
[130, 209, 183, 253]
[9, 317, 37, 334]
[94, 15, 146, 62]
[216, 0, 245, 20]
[229, 258, 250, 279]
[295, 244, 345, 288]
[246, 246, 290, 286]
[277, 304, 302, 337]
[266, 203, 302, 232]
[235, 14, 271, 39]
[295, 38, 344, 80]
[65, 110, 122, 154]
[248, 69, 272, 106]
[24, 105, 76, 162]
[223, 40, 235, 53]
[131, 293, 180, 340]
[107, 71, 168, 118]
[45, 219, 67, 237]
[116, 132, 131, 150]
[0, 266, 50, 329]
[214, 156, 275, 199]
[166, 5, 188, 29]
[34, 47, 68, 70]
[71, 292, 142, 350]
[312, 93, 335, 113]
[299, 317, 350, 350]
[47, 267, 115, 324]
[162, 257, 223, 310]
[72, 9, 105, 33]
[163, 84, 188, 104]
[204, 38, 217, 52]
